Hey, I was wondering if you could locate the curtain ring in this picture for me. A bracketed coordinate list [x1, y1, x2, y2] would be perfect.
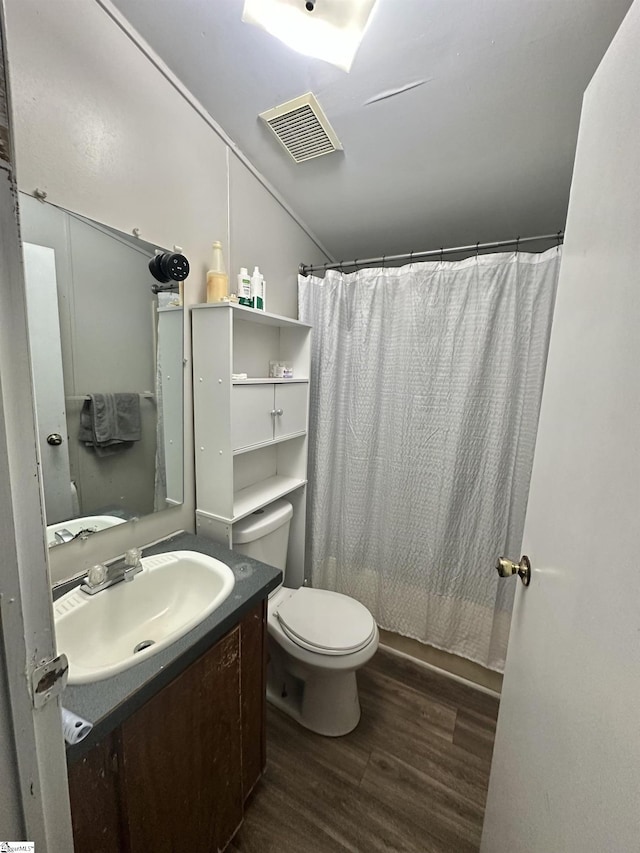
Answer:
[340, 260, 345, 273]
[475, 241, 480, 259]
[354, 258, 359, 272]
[440, 247, 444, 264]
[556, 230, 562, 252]
[409, 250, 414, 266]
[516, 236, 521, 254]
[382, 254, 386, 268]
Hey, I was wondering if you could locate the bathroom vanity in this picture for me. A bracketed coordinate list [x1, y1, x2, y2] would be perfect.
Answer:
[61, 532, 281, 853]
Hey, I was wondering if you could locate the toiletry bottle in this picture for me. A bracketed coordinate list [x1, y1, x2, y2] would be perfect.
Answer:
[237, 267, 252, 307]
[260, 275, 266, 312]
[251, 266, 264, 311]
[206, 241, 229, 303]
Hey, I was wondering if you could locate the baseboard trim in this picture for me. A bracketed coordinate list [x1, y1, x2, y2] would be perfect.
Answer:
[378, 635, 502, 698]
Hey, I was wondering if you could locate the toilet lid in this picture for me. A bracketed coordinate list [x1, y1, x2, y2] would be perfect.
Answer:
[275, 587, 376, 655]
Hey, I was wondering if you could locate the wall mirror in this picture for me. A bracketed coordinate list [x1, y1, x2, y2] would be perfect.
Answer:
[19, 192, 184, 547]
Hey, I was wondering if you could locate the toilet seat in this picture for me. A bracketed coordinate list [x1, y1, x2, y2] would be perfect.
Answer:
[274, 587, 376, 656]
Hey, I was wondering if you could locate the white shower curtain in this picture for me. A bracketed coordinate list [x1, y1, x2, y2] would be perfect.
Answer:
[299, 249, 561, 671]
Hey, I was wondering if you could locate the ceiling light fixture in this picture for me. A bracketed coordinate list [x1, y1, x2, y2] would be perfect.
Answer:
[242, 0, 378, 72]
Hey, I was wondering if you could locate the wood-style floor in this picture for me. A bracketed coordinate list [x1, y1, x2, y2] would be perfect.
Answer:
[230, 647, 499, 853]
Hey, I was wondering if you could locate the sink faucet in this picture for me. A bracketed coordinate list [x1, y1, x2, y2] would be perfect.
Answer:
[53, 526, 98, 545]
[80, 548, 143, 595]
[54, 528, 75, 544]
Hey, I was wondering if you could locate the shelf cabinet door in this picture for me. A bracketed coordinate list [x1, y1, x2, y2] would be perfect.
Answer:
[240, 601, 267, 801]
[232, 385, 274, 450]
[232, 383, 308, 450]
[119, 628, 243, 853]
[68, 731, 125, 853]
[274, 383, 308, 440]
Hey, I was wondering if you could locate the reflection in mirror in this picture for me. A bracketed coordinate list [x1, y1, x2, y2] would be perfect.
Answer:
[19, 193, 184, 547]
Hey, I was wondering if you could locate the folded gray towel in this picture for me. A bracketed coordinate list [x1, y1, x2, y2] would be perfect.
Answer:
[79, 393, 142, 457]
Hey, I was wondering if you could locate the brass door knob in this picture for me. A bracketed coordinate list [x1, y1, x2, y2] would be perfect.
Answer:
[46, 433, 63, 446]
[496, 555, 531, 586]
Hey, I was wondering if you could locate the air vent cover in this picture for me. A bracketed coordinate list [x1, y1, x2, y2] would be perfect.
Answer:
[259, 93, 342, 163]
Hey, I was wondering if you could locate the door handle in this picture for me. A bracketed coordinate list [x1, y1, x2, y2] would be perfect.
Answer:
[496, 555, 531, 586]
[46, 433, 63, 446]
[271, 408, 283, 417]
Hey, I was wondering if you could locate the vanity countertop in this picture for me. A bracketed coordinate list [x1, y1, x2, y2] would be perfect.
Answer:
[60, 531, 281, 764]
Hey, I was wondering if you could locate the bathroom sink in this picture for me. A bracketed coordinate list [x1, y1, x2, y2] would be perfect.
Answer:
[54, 550, 235, 684]
[47, 515, 126, 547]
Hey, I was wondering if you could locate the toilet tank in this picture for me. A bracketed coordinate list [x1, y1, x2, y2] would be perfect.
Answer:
[232, 499, 293, 574]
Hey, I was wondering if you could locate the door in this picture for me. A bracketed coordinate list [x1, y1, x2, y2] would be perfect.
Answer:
[481, 5, 640, 852]
[23, 242, 74, 524]
[0, 9, 74, 847]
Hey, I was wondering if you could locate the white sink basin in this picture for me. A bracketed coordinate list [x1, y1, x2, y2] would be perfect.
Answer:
[54, 550, 235, 684]
[47, 515, 126, 547]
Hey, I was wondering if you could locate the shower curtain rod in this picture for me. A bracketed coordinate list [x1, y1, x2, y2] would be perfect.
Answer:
[298, 231, 564, 276]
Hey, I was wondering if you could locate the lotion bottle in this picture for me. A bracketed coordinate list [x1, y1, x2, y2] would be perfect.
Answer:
[237, 267, 252, 306]
[206, 241, 229, 303]
[251, 266, 264, 311]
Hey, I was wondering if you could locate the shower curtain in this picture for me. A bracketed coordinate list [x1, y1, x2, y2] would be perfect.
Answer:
[299, 248, 561, 671]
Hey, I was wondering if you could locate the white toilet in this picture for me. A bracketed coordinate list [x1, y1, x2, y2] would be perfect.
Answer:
[233, 499, 379, 736]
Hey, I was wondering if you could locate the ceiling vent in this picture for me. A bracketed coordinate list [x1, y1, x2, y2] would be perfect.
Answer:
[259, 93, 342, 163]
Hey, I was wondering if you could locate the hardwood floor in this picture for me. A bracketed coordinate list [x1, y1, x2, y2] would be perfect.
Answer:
[230, 648, 499, 853]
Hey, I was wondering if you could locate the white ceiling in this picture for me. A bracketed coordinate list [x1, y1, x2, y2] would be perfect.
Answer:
[112, 0, 632, 261]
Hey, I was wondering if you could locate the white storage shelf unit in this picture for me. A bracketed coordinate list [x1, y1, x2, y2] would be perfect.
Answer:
[191, 303, 311, 586]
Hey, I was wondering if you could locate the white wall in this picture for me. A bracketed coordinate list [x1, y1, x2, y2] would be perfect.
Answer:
[229, 155, 323, 319]
[5, 0, 329, 584]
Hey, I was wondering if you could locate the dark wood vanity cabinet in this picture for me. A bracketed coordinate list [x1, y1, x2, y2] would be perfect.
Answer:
[67, 732, 123, 853]
[67, 601, 267, 853]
